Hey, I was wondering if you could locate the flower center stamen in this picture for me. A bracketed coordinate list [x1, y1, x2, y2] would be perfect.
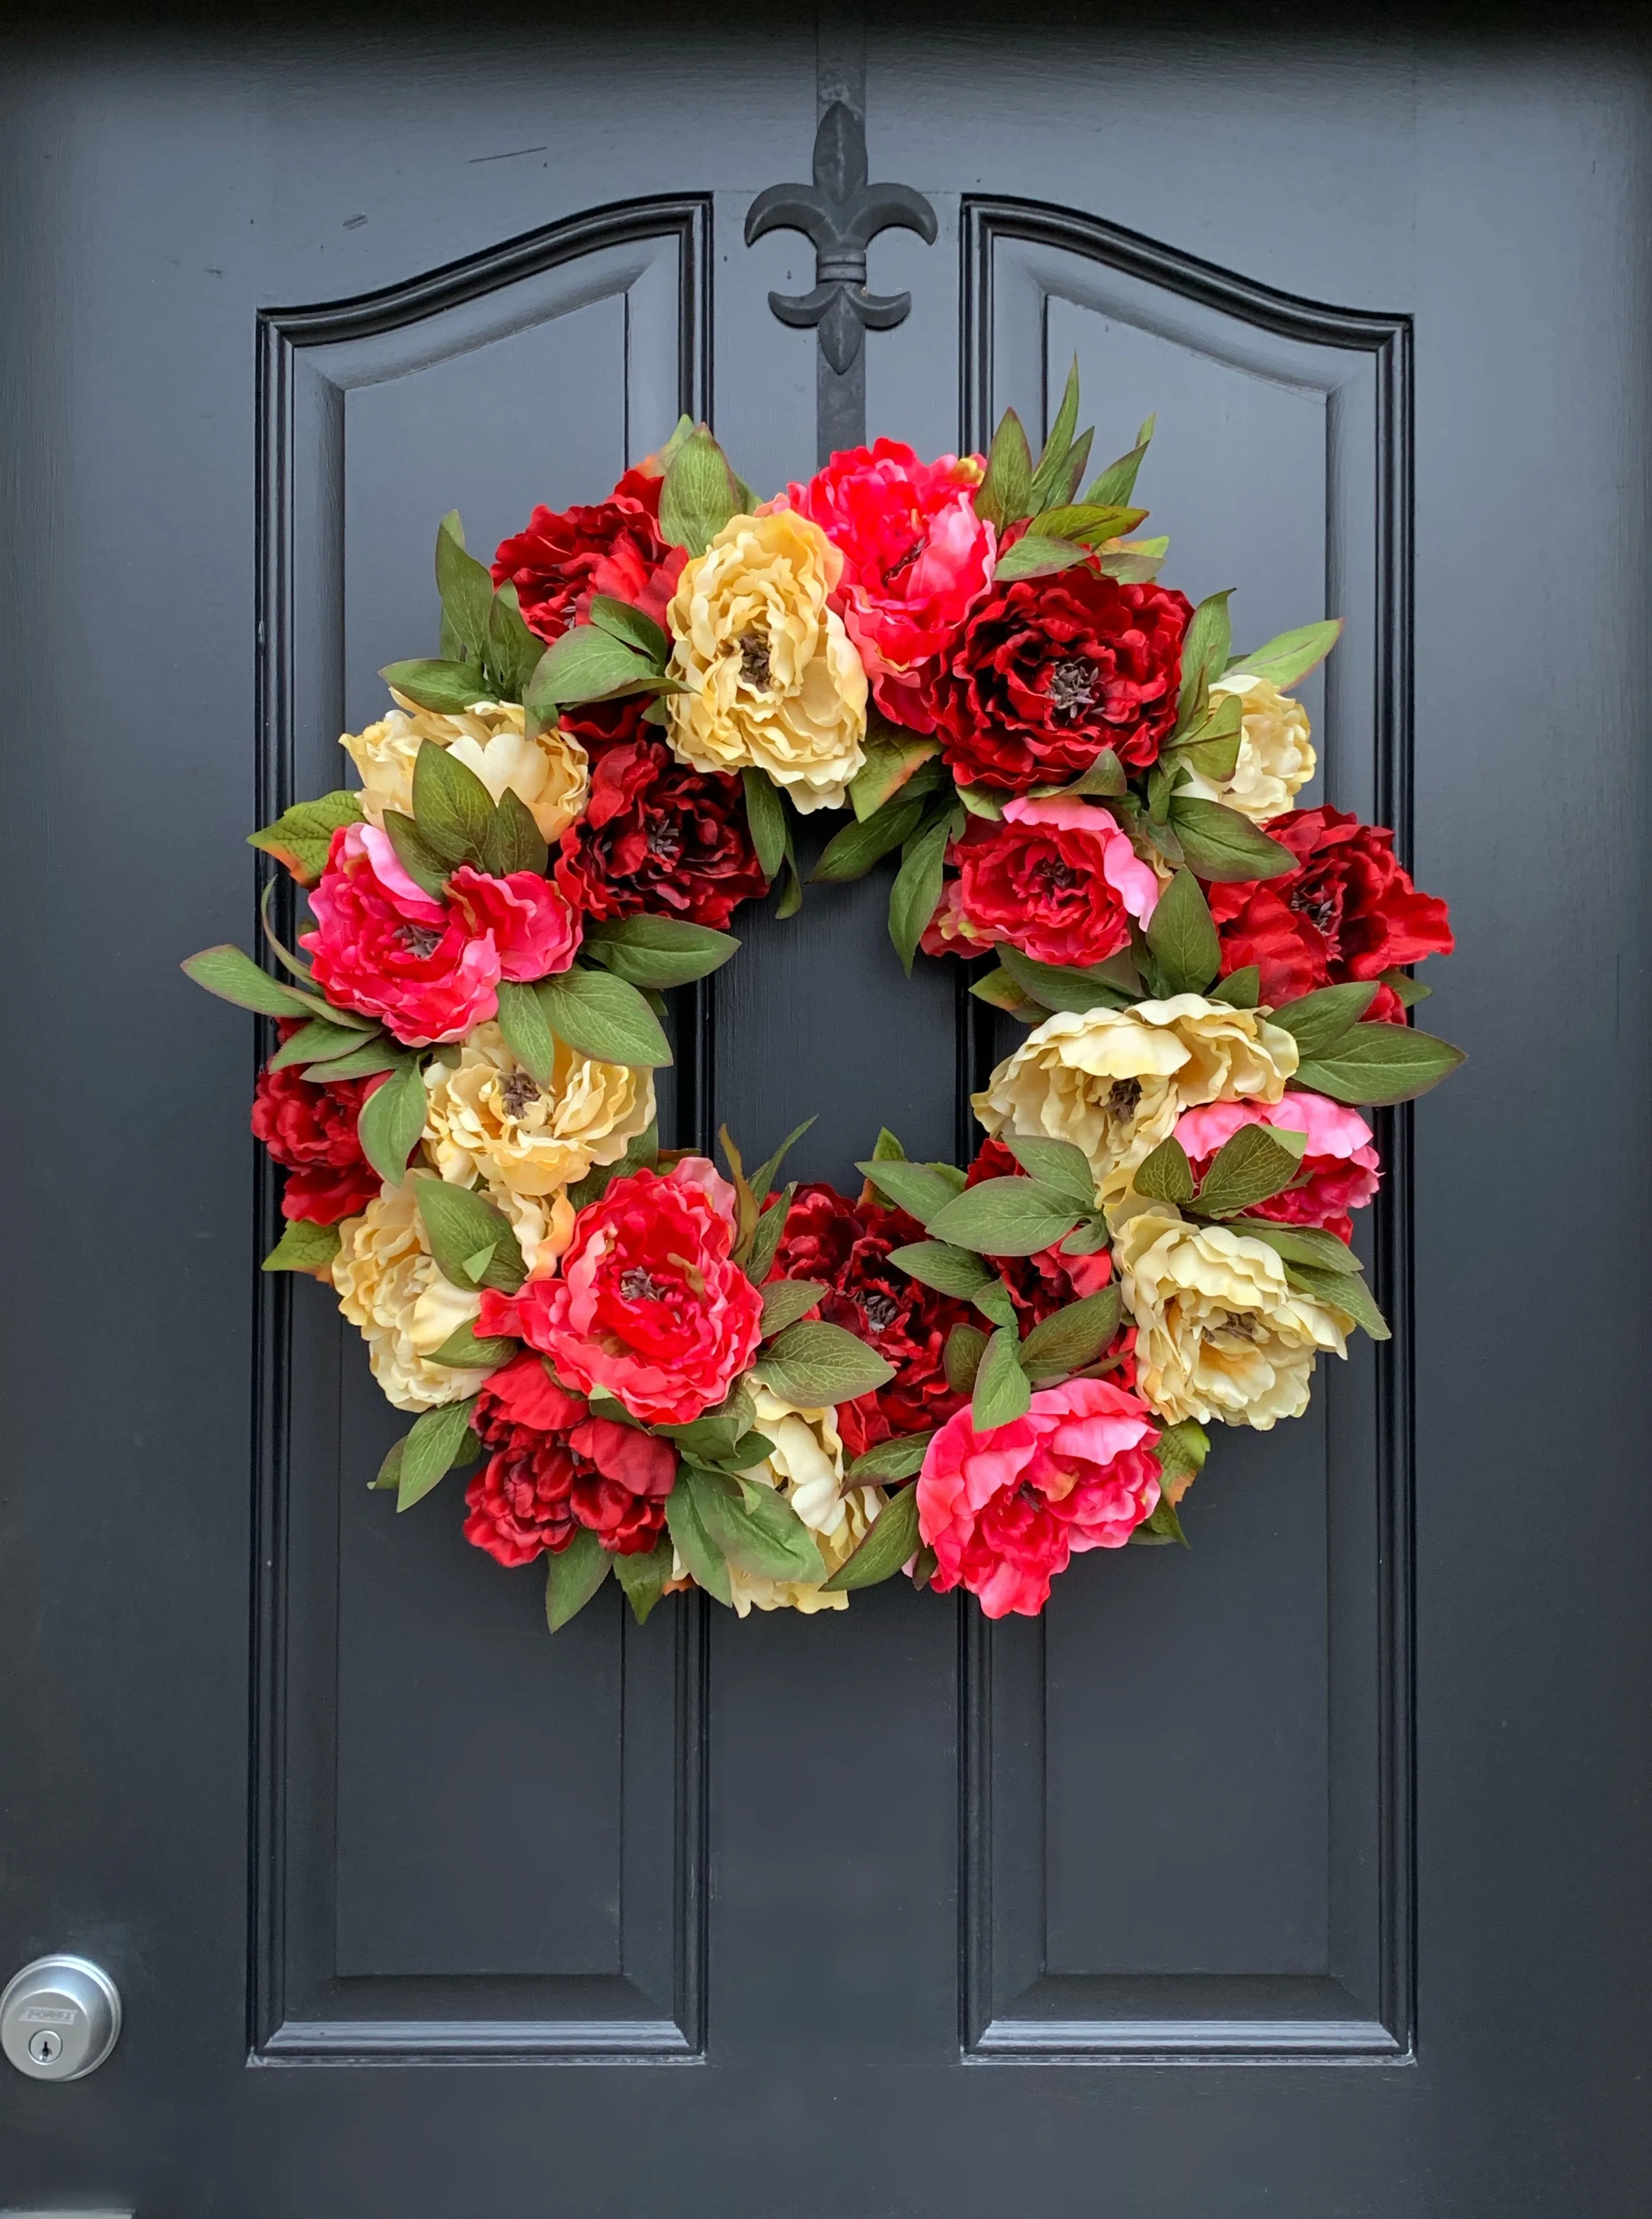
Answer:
[1048, 656, 1098, 719]
[399, 923, 444, 959]
[859, 1289, 900, 1333]
[618, 1266, 671, 1302]
[883, 538, 926, 584]
[737, 631, 772, 689]
[499, 1071, 542, 1118]
[1107, 1077, 1143, 1119]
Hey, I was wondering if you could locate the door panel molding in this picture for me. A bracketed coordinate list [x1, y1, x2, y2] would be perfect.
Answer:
[250, 198, 711, 2064]
[958, 197, 1414, 2063]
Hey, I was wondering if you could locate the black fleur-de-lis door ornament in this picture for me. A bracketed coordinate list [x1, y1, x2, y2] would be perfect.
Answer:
[746, 100, 937, 464]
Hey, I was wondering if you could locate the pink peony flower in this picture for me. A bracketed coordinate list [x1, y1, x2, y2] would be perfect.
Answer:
[784, 439, 995, 730]
[1173, 1093, 1380, 1247]
[921, 792, 1160, 967]
[917, 1377, 1162, 1618]
[479, 1157, 761, 1427]
[303, 823, 500, 1046]
[448, 863, 580, 981]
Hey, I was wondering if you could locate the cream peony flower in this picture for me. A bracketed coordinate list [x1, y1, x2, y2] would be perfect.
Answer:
[341, 693, 588, 842]
[663, 509, 868, 811]
[973, 995, 1299, 1201]
[1112, 1201, 1350, 1429]
[422, 1023, 655, 1198]
[489, 1182, 576, 1278]
[331, 1181, 482, 1411]
[1179, 673, 1315, 824]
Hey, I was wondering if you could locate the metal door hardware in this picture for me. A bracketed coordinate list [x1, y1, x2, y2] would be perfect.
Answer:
[0, 1956, 122, 2082]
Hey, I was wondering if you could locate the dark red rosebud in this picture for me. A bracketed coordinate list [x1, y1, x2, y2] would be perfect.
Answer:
[251, 1034, 381, 1225]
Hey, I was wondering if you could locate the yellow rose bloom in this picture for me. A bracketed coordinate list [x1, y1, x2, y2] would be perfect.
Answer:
[973, 995, 1299, 1201]
[331, 1182, 481, 1411]
[421, 1022, 655, 1198]
[341, 693, 588, 842]
[1179, 673, 1315, 825]
[1112, 1201, 1350, 1429]
[663, 509, 868, 811]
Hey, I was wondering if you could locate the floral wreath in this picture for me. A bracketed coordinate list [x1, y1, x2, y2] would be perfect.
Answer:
[187, 368, 1461, 1627]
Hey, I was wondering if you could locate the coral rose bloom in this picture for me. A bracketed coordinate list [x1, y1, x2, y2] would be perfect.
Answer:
[923, 793, 1161, 967]
[480, 1157, 762, 1426]
[918, 1377, 1163, 1618]
[784, 439, 995, 729]
[1174, 1095, 1380, 1247]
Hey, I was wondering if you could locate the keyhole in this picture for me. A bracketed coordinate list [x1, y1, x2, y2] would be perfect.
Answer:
[27, 2028, 61, 2065]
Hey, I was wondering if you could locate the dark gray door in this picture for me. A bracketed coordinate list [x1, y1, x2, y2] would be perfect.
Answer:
[2, 7, 1648, 2213]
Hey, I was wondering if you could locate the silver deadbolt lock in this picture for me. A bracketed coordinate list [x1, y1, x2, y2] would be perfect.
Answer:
[1, 1956, 121, 2081]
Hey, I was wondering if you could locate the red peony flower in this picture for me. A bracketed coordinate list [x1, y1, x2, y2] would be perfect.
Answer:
[769, 1183, 973, 1458]
[917, 1376, 1162, 1617]
[446, 862, 580, 980]
[491, 467, 687, 644]
[784, 440, 995, 730]
[1207, 805, 1454, 1021]
[563, 1414, 676, 1553]
[1173, 1095, 1380, 1248]
[472, 1349, 588, 1451]
[931, 565, 1192, 792]
[554, 734, 767, 929]
[466, 1352, 678, 1561]
[921, 793, 1161, 967]
[251, 1036, 383, 1223]
[479, 1157, 761, 1427]
[303, 823, 500, 1045]
[463, 1442, 583, 1567]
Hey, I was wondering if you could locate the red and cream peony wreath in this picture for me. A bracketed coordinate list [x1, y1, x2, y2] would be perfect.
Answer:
[188, 373, 1461, 1626]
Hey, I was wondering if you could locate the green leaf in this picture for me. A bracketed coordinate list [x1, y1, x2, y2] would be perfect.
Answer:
[493, 978, 558, 1086]
[974, 407, 1034, 530]
[1084, 413, 1155, 507]
[587, 593, 671, 667]
[1293, 1021, 1465, 1107]
[992, 533, 1090, 583]
[523, 624, 662, 718]
[1097, 536, 1170, 584]
[613, 1536, 672, 1625]
[847, 1433, 933, 1483]
[1155, 1416, 1209, 1494]
[887, 1241, 995, 1298]
[848, 731, 941, 822]
[182, 944, 321, 1022]
[261, 1219, 341, 1274]
[1058, 748, 1126, 799]
[1144, 1490, 1190, 1546]
[944, 1322, 989, 1395]
[1001, 1135, 1096, 1207]
[535, 965, 672, 1068]
[267, 1015, 373, 1071]
[1379, 965, 1431, 1008]
[854, 1157, 969, 1228]
[1285, 1260, 1391, 1341]
[1175, 589, 1234, 730]
[997, 945, 1132, 1014]
[1143, 867, 1220, 996]
[381, 810, 452, 900]
[742, 766, 787, 879]
[481, 788, 549, 880]
[397, 1395, 479, 1510]
[1225, 617, 1343, 691]
[545, 1529, 613, 1630]
[1270, 981, 1379, 1057]
[756, 1319, 895, 1406]
[1027, 502, 1148, 547]
[1018, 1287, 1122, 1382]
[744, 1190, 793, 1286]
[1059, 1215, 1112, 1257]
[972, 1326, 1033, 1431]
[247, 789, 363, 884]
[413, 1176, 527, 1293]
[820, 1484, 922, 1592]
[371, 1438, 405, 1492]
[927, 1177, 1082, 1257]
[1208, 966, 1261, 1009]
[657, 423, 742, 555]
[810, 795, 925, 883]
[1166, 795, 1296, 882]
[972, 1278, 1018, 1329]
[1132, 1136, 1195, 1206]
[749, 1117, 816, 1210]
[1240, 1221, 1364, 1275]
[666, 1478, 732, 1607]
[379, 659, 490, 714]
[584, 915, 740, 990]
[356, 1059, 428, 1187]
[411, 739, 495, 867]
[969, 967, 1041, 1020]
[694, 1469, 825, 1584]
[955, 781, 1005, 820]
[759, 1277, 825, 1339]
[872, 1127, 907, 1161]
[434, 509, 494, 664]
[485, 581, 547, 701]
[1194, 1125, 1302, 1216]
[300, 1039, 404, 1083]
[657, 1381, 752, 1466]
[888, 813, 951, 975]
[426, 1319, 521, 1368]
[1028, 357, 1083, 513]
